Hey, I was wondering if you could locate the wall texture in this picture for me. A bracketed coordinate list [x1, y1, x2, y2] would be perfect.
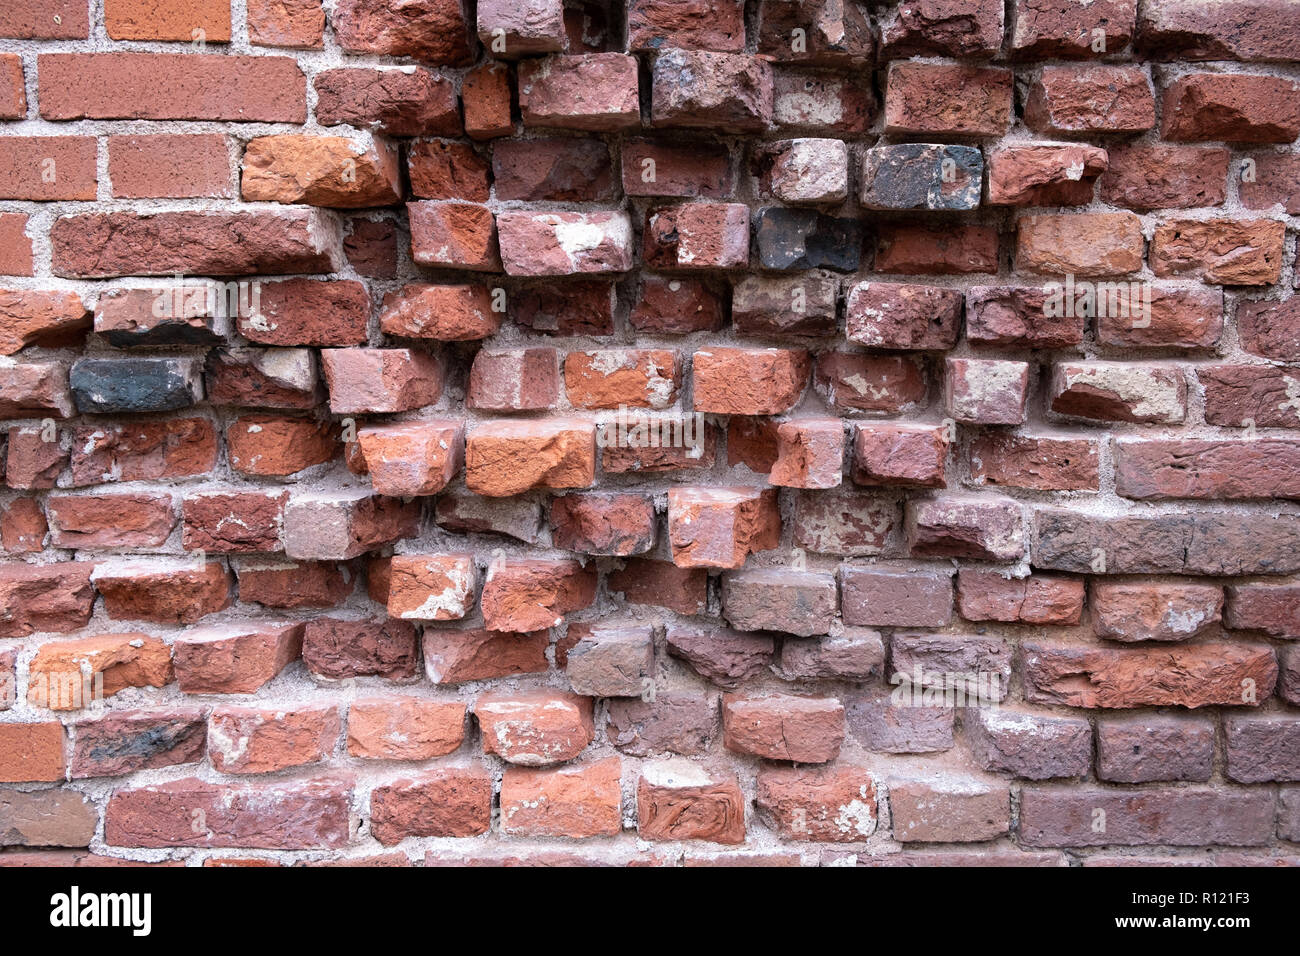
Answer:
[1, 0, 1299, 866]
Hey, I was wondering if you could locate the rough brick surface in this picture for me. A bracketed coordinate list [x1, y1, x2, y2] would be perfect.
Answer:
[2, 0, 1297, 870]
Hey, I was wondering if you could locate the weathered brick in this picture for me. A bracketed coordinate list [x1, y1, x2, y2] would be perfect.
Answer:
[480, 558, 596, 631]
[209, 704, 339, 774]
[966, 706, 1092, 780]
[841, 566, 952, 628]
[756, 765, 877, 842]
[637, 761, 745, 844]
[423, 627, 548, 684]
[476, 689, 595, 766]
[302, 617, 418, 681]
[173, 622, 303, 694]
[665, 624, 775, 689]
[1097, 714, 1214, 783]
[1161, 73, 1300, 143]
[666, 487, 780, 569]
[1025, 65, 1155, 134]
[889, 778, 1009, 843]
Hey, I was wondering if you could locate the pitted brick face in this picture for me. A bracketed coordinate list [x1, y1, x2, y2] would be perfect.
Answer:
[3, 0, 1300, 870]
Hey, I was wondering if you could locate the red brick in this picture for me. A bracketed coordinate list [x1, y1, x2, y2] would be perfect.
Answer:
[879, 0, 1003, 57]
[946, 358, 1030, 426]
[1162, 73, 1300, 143]
[1240, 152, 1300, 214]
[182, 490, 284, 554]
[480, 558, 595, 631]
[0, 0, 88, 39]
[1095, 286, 1224, 350]
[468, 348, 558, 411]
[302, 617, 418, 681]
[409, 140, 489, 200]
[1115, 438, 1300, 500]
[693, 348, 808, 414]
[1091, 581, 1223, 642]
[907, 496, 1024, 562]
[68, 417, 217, 485]
[476, 689, 595, 766]
[1150, 218, 1284, 285]
[106, 777, 352, 849]
[379, 283, 499, 341]
[227, 414, 339, 477]
[283, 490, 420, 561]
[1199, 365, 1300, 428]
[846, 282, 961, 350]
[104, 0, 230, 41]
[52, 209, 341, 278]
[209, 704, 339, 774]
[369, 768, 491, 844]
[565, 349, 678, 410]
[332, 0, 473, 64]
[0, 216, 33, 275]
[851, 424, 948, 489]
[107, 134, 231, 199]
[519, 54, 639, 131]
[422, 627, 549, 684]
[93, 560, 233, 624]
[0, 137, 96, 201]
[235, 559, 352, 610]
[172, 622, 303, 694]
[1048, 362, 1186, 425]
[637, 761, 745, 844]
[1025, 65, 1155, 134]
[1226, 583, 1300, 639]
[1023, 640, 1276, 708]
[477, 0, 565, 55]
[0, 54, 23, 119]
[551, 492, 656, 556]
[1137, 0, 1300, 61]
[1099, 144, 1227, 210]
[884, 62, 1012, 137]
[344, 219, 397, 278]
[498, 210, 633, 275]
[607, 558, 707, 616]
[4, 425, 66, 488]
[957, 570, 1084, 626]
[889, 778, 1009, 843]
[206, 349, 320, 410]
[320, 348, 442, 414]
[1, 498, 47, 553]
[792, 489, 897, 556]
[347, 697, 464, 760]
[875, 223, 999, 275]
[969, 433, 1100, 492]
[39, 53, 305, 122]
[28, 633, 171, 710]
[46, 493, 173, 548]
[666, 486, 780, 569]
[814, 353, 927, 414]
[500, 757, 622, 838]
[0, 722, 65, 782]
[1019, 787, 1273, 847]
[70, 709, 206, 778]
[314, 67, 460, 137]
[356, 420, 463, 496]
[0, 562, 94, 637]
[247, 0, 323, 48]
[773, 71, 874, 135]
[644, 203, 749, 270]
[723, 693, 843, 762]
[466, 419, 595, 497]
[462, 62, 513, 139]
[840, 565, 952, 628]
[622, 140, 733, 199]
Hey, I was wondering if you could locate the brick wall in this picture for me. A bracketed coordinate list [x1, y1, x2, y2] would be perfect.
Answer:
[0, 0, 1299, 866]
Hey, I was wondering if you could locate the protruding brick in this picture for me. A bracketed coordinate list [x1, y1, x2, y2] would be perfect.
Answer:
[408, 201, 500, 271]
[0, 289, 89, 355]
[781, 629, 884, 682]
[242, 135, 400, 208]
[332, 0, 473, 64]
[665, 624, 775, 689]
[518, 54, 639, 130]
[497, 210, 633, 275]
[732, 272, 835, 337]
[477, 0, 565, 55]
[607, 558, 707, 616]
[501, 757, 622, 838]
[1049, 362, 1186, 425]
[422, 627, 548, 684]
[666, 487, 780, 569]
[851, 424, 948, 489]
[480, 558, 595, 631]
[606, 695, 717, 757]
[692, 348, 808, 415]
[173, 622, 303, 694]
[93, 560, 232, 624]
[227, 415, 338, 477]
[651, 50, 772, 133]
[357, 421, 463, 497]
[564, 349, 679, 409]
[386, 554, 476, 622]
[946, 358, 1030, 426]
[1099, 144, 1228, 210]
[757, 764, 877, 842]
[320, 348, 443, 415]
[70, 357, 203, 415]
[283, 490, 420, 561]
[465, 419, 595, 497]
[476, 689, 595, 766]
